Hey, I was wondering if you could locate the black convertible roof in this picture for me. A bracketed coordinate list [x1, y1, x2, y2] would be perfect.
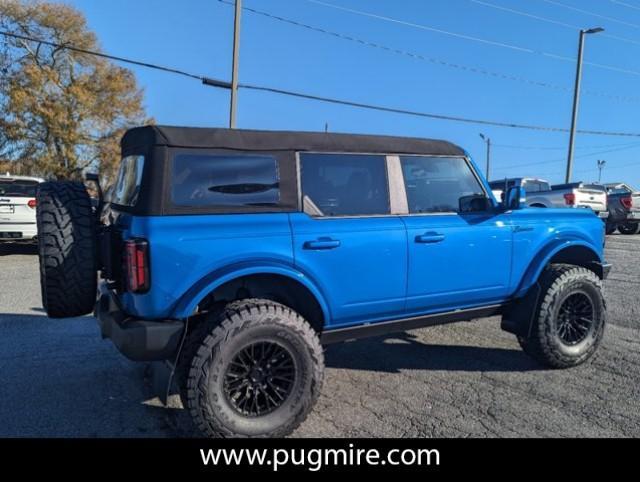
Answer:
[121, 125, 466, 157]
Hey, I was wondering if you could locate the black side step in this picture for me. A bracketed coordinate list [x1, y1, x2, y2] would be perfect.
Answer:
[320, 305, 504, 344]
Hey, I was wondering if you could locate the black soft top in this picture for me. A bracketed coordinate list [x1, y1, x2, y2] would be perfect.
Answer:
[121, 125, 466, 157]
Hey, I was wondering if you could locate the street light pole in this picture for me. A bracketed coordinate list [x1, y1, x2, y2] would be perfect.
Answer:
[229, 0, 242, 129]
[597, 159, 606, 183]
[565, 27, 604, 183]
[479, 133, 491, 179]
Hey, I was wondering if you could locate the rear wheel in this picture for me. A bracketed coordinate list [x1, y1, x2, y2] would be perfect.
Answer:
[184, 299, 324, 438]
[517, 264, 605, 368]
[36, 181, 97, 318]
[605, 224, 617, 235]
[618, 222, 640, 235]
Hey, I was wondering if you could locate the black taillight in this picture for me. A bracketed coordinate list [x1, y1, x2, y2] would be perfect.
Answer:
[124, 238, 150, 293]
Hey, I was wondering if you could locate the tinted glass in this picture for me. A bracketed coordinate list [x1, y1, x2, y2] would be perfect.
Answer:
[112, 155, 144, 206]
[300, 153, 389, 216]
[0, 179, 38, 197]
[172, 154, 279, 207]
[400, 156, 485, 213]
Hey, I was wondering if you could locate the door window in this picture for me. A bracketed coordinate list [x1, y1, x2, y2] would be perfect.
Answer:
[400, 156, 485, 214]
[300, 153, 390, 217]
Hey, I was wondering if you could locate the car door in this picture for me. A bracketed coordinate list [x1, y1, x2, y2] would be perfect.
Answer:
[290, 153, 407, 327]
[398, 155, 513, 314]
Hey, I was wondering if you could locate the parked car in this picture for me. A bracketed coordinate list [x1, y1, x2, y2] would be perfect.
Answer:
[490, 178, 608, 219]
[36, 126, 610, 438]
[0, 174, 44, 243]
[603, 182, 640, 235]
[489, 177, 551, 204]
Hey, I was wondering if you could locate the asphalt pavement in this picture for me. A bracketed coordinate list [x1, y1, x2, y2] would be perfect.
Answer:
[0, 236, 638, 437]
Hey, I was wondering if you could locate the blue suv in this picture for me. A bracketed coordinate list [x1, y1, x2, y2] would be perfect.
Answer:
[36, 126, 611, 438]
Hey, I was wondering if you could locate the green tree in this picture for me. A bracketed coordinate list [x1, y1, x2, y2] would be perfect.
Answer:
[0, 0, 151, 181]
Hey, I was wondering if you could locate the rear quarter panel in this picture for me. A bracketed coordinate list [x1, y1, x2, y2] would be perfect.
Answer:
[117, 213, 294, 319]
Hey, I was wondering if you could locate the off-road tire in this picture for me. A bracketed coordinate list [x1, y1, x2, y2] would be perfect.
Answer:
[517, 264, 605, 368]
[185, 299, 324, 438]
[618, 222, 640, 235]
[37, 181, 97, 318]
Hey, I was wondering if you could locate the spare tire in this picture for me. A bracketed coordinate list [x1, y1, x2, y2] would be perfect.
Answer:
[37, 181, 97, 318]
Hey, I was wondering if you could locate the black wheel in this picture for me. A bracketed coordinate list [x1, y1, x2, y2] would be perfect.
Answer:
[605, 224, 617, 235]
[517, 264, 605, 368]
[618, 223, 640, 235]
[185, 299, 324, 438]
[36, 181, 97, 318]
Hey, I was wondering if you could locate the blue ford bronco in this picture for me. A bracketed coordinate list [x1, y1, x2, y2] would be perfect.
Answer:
[36, 126, 610, 438]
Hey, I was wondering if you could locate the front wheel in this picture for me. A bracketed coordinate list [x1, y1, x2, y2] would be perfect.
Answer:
[185, 299, 324, 438]
[618, 223, 640, 235]
[518, 264, 605, 369]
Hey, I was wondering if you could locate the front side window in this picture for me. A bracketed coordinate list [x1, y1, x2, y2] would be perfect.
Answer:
[400, 156, 485, 214]
[300, 153, 390, 217]
[172, 154, 279, 207]
[112, 155, 144, 206]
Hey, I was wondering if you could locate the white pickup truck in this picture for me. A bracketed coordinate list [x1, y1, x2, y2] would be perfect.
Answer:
[489, 177, 608, 219]
[0, 174, 45, 242]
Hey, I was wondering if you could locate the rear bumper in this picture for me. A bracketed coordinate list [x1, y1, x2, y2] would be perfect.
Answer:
[95, 284, 184, 361]
[0, 223, 37, 241]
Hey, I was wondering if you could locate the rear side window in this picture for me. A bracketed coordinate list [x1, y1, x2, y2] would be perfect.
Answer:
[113, 155, 144, 206]
[522, 180, 550, 192]
[172, 154, 279, 207]
[400, 156, 485, 214]
[0, 179, 38, 197]
[300, 153, 390, 216]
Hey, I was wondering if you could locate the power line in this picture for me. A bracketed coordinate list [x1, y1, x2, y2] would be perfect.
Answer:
[540, 0, 640, 29]
[0, 30, 203, 81]
[610, 0, 640, 12]
[218, 0, 640, 104]
[491, 141, 640, 171]
[242, 83, 640, 137]
[4, 29, 640, 137]
[493, 141, 640, 150]
[306, 0, 640, 77]
[471, 0, 640, 47]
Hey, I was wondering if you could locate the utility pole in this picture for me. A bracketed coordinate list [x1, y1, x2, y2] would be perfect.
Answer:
[479, 133, 491, 179]
[229, 0, 242, 129]
[565, 27, 604, 183]
[597, 159, 606, 183]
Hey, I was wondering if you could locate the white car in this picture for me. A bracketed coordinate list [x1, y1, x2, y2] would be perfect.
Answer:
[0, 174, 45, 242]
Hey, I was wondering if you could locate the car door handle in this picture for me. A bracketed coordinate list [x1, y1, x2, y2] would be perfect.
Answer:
[303, 238, 341, 250]
[415, 232, 445, 244]
[513, 225, 534, 233]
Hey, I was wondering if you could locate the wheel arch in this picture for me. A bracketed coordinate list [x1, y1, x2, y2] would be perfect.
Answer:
[170, 262, 330, 331]
[514, 240, 603, 298]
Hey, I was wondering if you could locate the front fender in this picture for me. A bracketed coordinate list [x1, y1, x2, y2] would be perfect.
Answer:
[170, 260, 331, 321]
[514, 238, 602, 298]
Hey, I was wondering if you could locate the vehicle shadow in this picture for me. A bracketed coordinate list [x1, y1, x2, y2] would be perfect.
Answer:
[0, 243, 37, 256]
[324, 331, 541, 373]
[0, 312, 177, 437]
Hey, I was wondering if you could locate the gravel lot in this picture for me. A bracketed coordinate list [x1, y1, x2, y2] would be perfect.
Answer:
[1, 235, 638, 437]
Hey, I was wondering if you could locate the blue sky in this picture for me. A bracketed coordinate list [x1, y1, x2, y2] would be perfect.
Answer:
[67, 0, 640, 187]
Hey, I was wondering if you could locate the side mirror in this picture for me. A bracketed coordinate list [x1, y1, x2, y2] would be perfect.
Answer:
[459, 194, 492, 213]
[505, 186, 526, 210]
